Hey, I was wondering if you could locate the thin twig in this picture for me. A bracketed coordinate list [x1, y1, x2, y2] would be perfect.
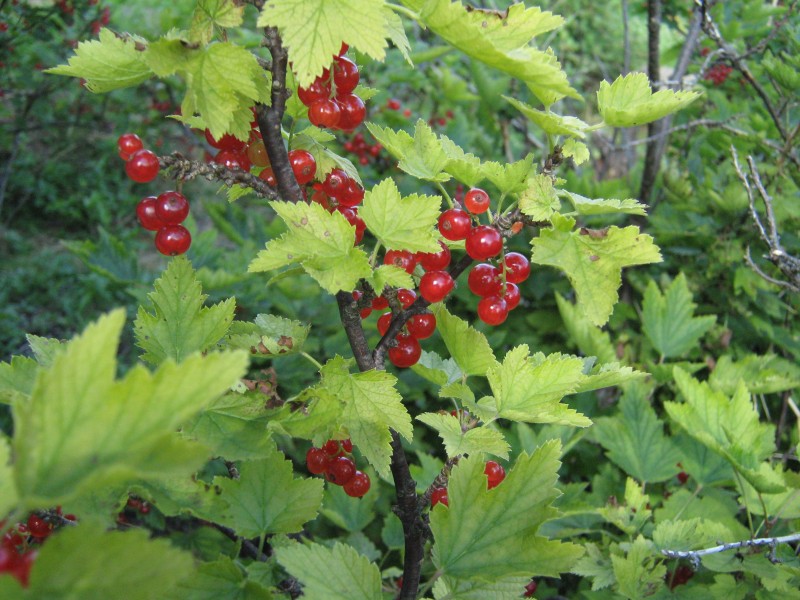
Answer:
[661, 532, 800, 566]
[158, 153, 278, 199]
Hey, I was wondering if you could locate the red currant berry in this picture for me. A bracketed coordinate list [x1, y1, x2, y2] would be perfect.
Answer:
[417, 241, 451, 271]
[333, 56, 359, 95]
[484, 461, 506, 489]
[306, 447, 330, 475]
[154, 191, 189, 225]
[337, 94, 366, 130]
[386, 98, 402, 111]
[377, 312, 392, 336]
[322, 168, 349, 198]
[338, 206, 366, 243]
[431, 487, 449, 507]
[477, 295, 509, 326]
[155, 225, 192, 256]
[397, 288, 417, 309]
[326, 455, 356, 485]
[343, 471, 370, 498]
[384, 249, 417, 274]
[341, 439, 353, 453]
[258, 167, 277, 186]
[360, 306, 372, 319]
[117, 133, 143, 161]
[419, 270, 454, 303]
[339, 179, 364, 207]
[388, 334, 421, 368]
[438, 208, 472, 241]
[323, 439, 341, 456]
[125, 149, 160, 183]
[246, 139, 270, 167]
[503, 252, 530, 283]
[467, 263, 502, 296]
[502, 282, 521, 311]
[26, 515, 52, 539]
[297, 76, 332, 106]
[308, 98, 341, 129]
[371, 296, 389, 310]
[338, 42, 349, 56]
[464, 188, 490, 214]
[136, 196, 165, 231]
[288, 149, 317, 185]
[214, 149, 251, 171]
[204, 129, 246, 152]
[407, 313, 436, 339]
[677, 471, 689, 484]
[465, 225, 503, 260]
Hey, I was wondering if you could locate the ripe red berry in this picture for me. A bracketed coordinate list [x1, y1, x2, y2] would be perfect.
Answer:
[438, 208, 472, 241]
[26, 515, 52, 539]
[464, 188, 490, 214]
[468, 263, 502, 296]
[288, 149, 317, 185]
[397, 288, 417, 309]
[502, 282, 521, 311]
[333, 56, 359, 95]
[117, 133, 143, 161]
[155, 191, 189, 225]
[338, 206, 366, 243]
[125, 149, 160, 183]
[407, 313, 436, 339]
[677, 471, 689, 484]
[204, 129, 246, 152]
[308, 98, 341, 129]
[431, 487, 449, 507]
[386, 98, 402, 111]
[336, 94, 366, 130]
[465, 225, 503, 260]
[258, 167, 277, 186]
[377, 312, 392, 336]
[306, 447, 330, 474]
[343, 471, 370, 498]
[503, 252, 530, 283]
[341, 439, 353, 453]
[339, 179, 365, 207]
[419, 270, 454, 303]
[477, 295, 509, 326]
[326, 456, 356, 486]
[155, 225, 192, 256]
[417, 241, 451, 271]
[136, 196, 165, 231]
[484, 461, 506, 489]
[214, 150, 251, 171]
[384, 250, 417, 274]
[372, 296, 389, 310]
[323, 439, 341, 456]
[323, 168, 349, 198]
[246, 139, 270, 167]
[388, 334, 421, 368]
[297, 75, 332, 106]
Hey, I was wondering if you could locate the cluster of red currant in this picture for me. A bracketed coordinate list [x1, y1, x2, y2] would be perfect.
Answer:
[309, 168, 367, 242]
[297, 45, 366, 131]
[118, 132, 160, 183]
[305, 439, 371, 498]
[1, 509, 76, 587]
[135, 190, 192, 256]
[343, 132, 383, 166]
[205, 113, 263, 173]
[430, 460, 506, 508]
[704, 63, 733, 86]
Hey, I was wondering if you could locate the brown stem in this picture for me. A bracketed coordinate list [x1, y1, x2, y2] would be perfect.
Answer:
[158, 153, 278, 199]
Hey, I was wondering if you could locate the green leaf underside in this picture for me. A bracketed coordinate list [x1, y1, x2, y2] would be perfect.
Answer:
[226, 313, 310, 358]
[642, 273, 716, 359]
[46, 29, 153, 93]
[417, 413, 510, 459]
[531, 215, 662, 326]
[505, 97, 588, 138]
[480, 345, 591, 426]
[597, 72, 701, 127]
[593, 387, 680, 483]
[275, 541, 382, 600]
[258, 0, 390, 88]
[665, 368, 783, 493]
[135, 256, 236, 366]
[12, 310, 249, 505]
[431, 305, 496, 377]
[248, 201, 372, 295]
[213, 444, 324, 538]
[359, 179, 442, 252]
[561, 191, 648, 216]
[26, 523, 193, 600]
[431, 442, 584, 579]
[403, 0, 579, 105]
[320, 357, 412, 478]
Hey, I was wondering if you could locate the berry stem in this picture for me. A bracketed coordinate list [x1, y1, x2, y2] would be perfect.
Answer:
[369, 241, 382, 267]
[299, 351, 323, 370]
[434, 181, 454, 209]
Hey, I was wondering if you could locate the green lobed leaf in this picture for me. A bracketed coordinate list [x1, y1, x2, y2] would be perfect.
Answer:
[225, 313, 310, 358]
[431, 441, 584, 580]
[321, 477, 378, 532]
[26, 335, 67, 367]
[431, 305, 496, 377]
[368, 265, 414, 293]
[135, 256, 237, 366]
[169, 557, 273, 600]
[258, 0, 390, 87]
[593, 386, 681, 483]
[555, 293, 617, 364]
[432, 575, 531, 600]
[505, 97, 588, 138]
[366, 121, 452, 182]
[652, 518, 734, 553]
[571, 543, 616, 591]
[417, 412, 510, 460]
[213, 445, 324, 538]
[359, 179, 442, 252]
[189, 0, 245, 45]
[248, 201, 373, 294]
[439, 134, 484, 188]
[12, 310, 249, 506]
[574, 360, 647, 394]
[320, 356, 412, 478]
[561, 138, 589, 165]
[0, 356, 38, 404]
[402, 0, 579, 105]
[708, 354, 800, 396]
[25, 522, 193, 600]
[519, 174, 560, 221]
[561, 191, 648, 216]
[481, 155, 535, 195]
[641, 273, 716, 359]
[597, 72, 701, 127]
[610, 536, 666, 600]
[479, 345, 591, 426]
[531, 214, 662, 326]
[46, 29, 153, 92]
[385, 7, 412, 64]
[411, 350, 463, 387]
[275, 540, 382, 600]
